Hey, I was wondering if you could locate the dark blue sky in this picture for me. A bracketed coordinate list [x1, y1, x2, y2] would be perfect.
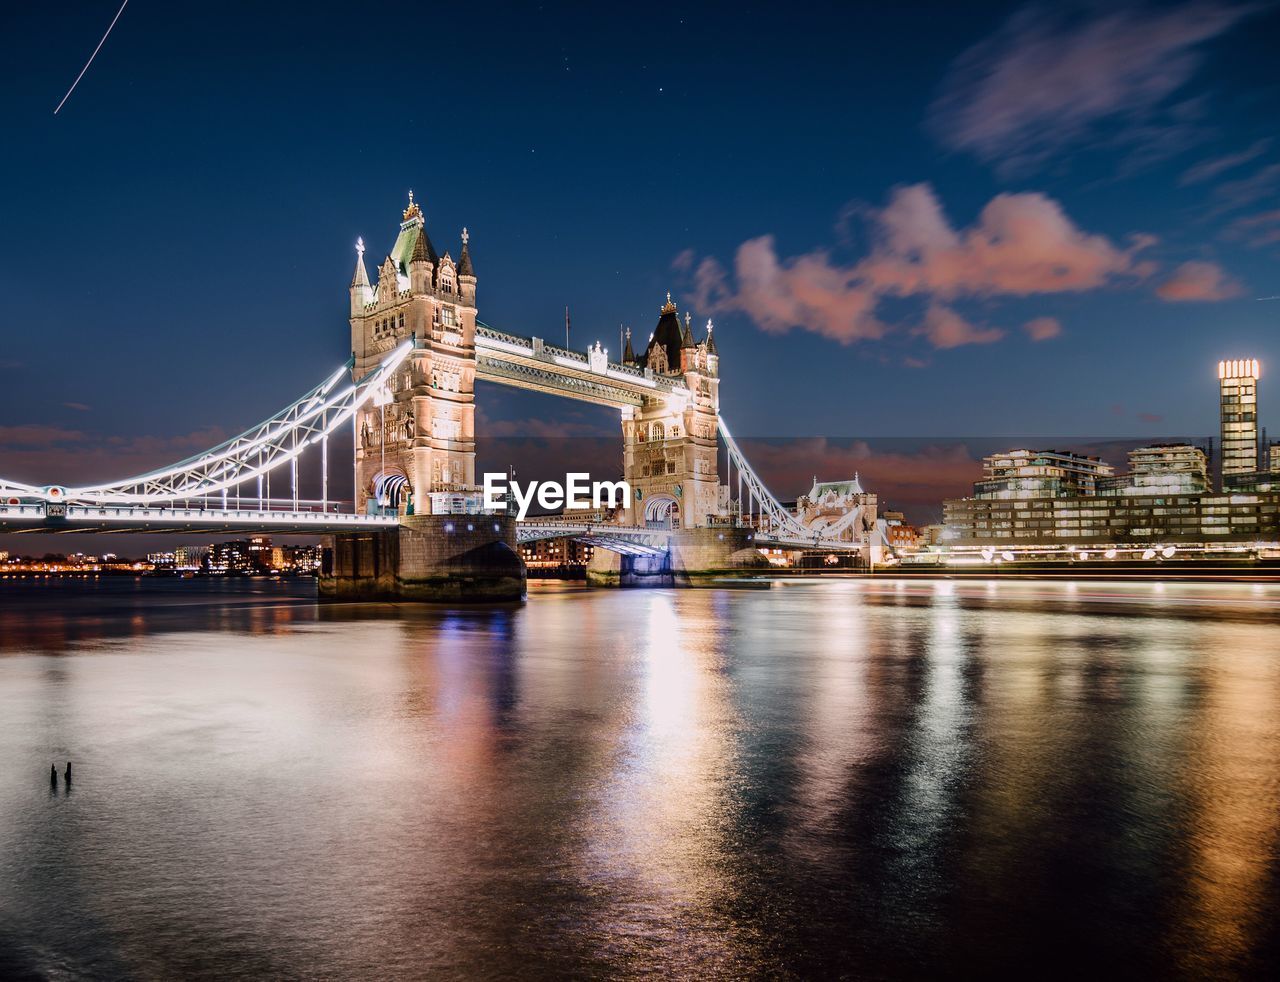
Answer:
[2, 0, 1279, 497]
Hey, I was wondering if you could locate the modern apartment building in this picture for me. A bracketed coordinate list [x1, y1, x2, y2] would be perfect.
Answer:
[1219, 358, 1260, 483]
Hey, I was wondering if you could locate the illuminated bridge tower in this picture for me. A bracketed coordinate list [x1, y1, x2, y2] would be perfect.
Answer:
[350, 193, 479, 516]
[591, 295, 762, 586]
[324, 193, 523, 602]
[620, 294, 721, 528]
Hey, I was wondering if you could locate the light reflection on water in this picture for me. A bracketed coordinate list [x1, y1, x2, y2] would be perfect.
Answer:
[1, 576, 1279, 978]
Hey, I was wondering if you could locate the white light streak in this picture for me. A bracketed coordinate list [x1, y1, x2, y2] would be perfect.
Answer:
[54, 0, 130, 115]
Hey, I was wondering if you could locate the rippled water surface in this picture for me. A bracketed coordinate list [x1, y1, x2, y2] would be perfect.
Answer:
[2, 576, 1280, 979]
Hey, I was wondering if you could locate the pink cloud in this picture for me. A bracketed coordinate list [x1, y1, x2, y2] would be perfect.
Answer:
[1155, 260, 1243, 301]
[912, 304, 1005, 350]
[0, 427, 229, 487]
[857, 185, 1151, 298]
[732, 438, 983, 512]
[686, 182, 1147, 347]
[0, 425, 86, 446]
[1022, 316, 1063, 341]
[929, 1, 1259, 173]
[1137, 412, 1165, 423]
[691, 238, 885, 344]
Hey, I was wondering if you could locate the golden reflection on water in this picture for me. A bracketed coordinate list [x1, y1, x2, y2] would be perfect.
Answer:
[1, 578, 1280, 976]
[1177, 626, 1280, 973]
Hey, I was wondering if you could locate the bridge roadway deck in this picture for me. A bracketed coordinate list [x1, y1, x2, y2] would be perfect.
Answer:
[0, 502, 864, 553]
[0, 503, 400, 535]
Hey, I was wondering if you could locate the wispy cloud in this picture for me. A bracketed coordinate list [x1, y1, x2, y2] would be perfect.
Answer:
[1210, 162, 1280, 215]
[1180, 138, 1272, 184]
[62, 402, 92, 412]
[928, 1, 1260, 175]
[1155, 260, 1244, 300]
[1223, 208, 1280, 247]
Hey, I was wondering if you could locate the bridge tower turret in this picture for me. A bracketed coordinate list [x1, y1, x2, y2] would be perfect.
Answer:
[620, 293, 721, 529]
[350, 238, 372, 317]
[350, 192, 479, 517]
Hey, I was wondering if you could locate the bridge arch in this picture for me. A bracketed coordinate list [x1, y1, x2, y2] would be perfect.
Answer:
[642, 492, 680, 530]
[373, 471, 411, 511]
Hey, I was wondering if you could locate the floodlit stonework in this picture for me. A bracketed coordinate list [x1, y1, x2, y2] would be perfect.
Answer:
[350, 192, 479, 517]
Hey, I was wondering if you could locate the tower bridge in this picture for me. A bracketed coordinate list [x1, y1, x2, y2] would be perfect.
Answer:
[0, 194, 879, 598]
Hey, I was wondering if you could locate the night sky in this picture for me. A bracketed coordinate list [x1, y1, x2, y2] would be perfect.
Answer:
[2, 0, 1279, 543]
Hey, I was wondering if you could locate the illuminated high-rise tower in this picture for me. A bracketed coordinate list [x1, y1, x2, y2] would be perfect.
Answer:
[1218, 358, 1260, 484]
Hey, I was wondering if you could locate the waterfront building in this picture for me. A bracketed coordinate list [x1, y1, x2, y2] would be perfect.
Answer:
[1096, 444, 1209, 496]
[941, 440, 1280, 561]
[520, 537, 595, 569]
[174, 544, 209, 570]
[1219, 358, 1260, 484]
[147, 551, 176, 568]
[1223, 471, 1280, 493]
[943, 492, 1280, 547]
[209, 540, 252, 573]
[973, 449, 1113, 499]
[247, 536, 272, 572]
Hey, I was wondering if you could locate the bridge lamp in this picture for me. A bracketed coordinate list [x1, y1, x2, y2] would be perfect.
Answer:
[1104, 548, 1117, 559]
[1161, 546, 1176, 559]
[1142, 549, 1157, 560]
[445, 523, 454, 533]
[1001, 551, 1015, 562]
[981, 547, 995, 562]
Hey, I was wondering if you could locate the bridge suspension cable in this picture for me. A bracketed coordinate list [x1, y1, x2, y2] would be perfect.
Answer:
[2, 342, 413, 506]
[718, 418, 854, 544]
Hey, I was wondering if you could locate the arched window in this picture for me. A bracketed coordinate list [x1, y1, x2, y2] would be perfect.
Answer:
[651, 422, 665, 442]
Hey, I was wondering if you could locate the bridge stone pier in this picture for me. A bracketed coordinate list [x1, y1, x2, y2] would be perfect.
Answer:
[320, 514, 524, 602]
[586, 526, 768, 587]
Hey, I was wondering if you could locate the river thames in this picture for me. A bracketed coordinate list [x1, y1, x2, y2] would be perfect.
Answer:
[1, 577, 1278, 979]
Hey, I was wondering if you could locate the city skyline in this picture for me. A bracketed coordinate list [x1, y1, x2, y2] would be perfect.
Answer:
[1, 0, 1278, 494]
